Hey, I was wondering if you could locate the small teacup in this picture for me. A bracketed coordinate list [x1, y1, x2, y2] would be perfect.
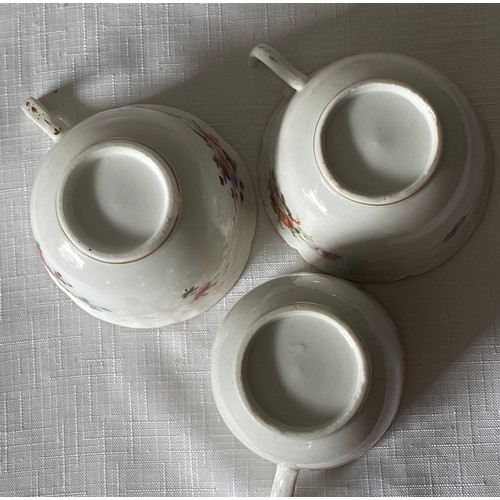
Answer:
[211, 273, 404, 496]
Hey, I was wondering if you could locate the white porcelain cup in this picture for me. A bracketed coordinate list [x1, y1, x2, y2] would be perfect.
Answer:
[211, 273, 404, 496]
[250, 44, 493, 282]
[23, 97, 257, 328]
[233, 304, 370, 496]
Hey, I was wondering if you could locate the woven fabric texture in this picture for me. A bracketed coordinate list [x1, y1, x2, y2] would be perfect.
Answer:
[1, 3, 500, 496]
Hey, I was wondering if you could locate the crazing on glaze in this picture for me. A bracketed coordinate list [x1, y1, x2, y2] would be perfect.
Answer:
[268, 169, 341, 262]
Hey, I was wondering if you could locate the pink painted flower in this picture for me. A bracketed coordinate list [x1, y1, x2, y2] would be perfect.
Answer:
[193, 280, 217, 300]
[188, 120, 245, 203]
[310, 246, 341, 261]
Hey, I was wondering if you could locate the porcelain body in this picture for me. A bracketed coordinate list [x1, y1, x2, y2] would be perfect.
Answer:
[25, 99, 257, 328]
[251, 45, 493, 282]
[211, 273, 405, 495]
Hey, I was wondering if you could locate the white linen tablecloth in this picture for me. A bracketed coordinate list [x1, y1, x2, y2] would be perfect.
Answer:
[1, 3, 500, 496]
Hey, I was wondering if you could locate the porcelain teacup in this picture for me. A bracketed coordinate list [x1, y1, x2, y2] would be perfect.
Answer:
[211, 273, 404, 496]
[24, 97, 257, 328]
[250, 44, 493, 282]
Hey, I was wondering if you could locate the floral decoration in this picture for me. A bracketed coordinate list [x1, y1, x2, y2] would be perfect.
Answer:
[309, 245, 343, 262]
[35, 242, 111, 312]
[36, 242, 73, 291]
[75, 296, 111, 312]
[186, 120, 245, 203]
[269, 169, 303, 238]
[267, 169, 341, 262]
[182, 281, 218, 300]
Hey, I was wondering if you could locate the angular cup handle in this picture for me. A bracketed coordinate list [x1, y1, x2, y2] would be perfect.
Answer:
[271, 463, 300, 497]
[249, 44, 307, 92]
[22, 97, 70, 143]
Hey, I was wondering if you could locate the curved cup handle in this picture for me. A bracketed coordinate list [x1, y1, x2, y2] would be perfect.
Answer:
[22, 97, 70, 143]
[271, 464, 300, 497]
[249, 44, 307, 92]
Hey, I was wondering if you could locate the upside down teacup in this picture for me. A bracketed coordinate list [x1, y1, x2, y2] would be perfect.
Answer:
[250, 44, 493, 282]
[24, 97, 257, 328]
[211, 273, 405, 496]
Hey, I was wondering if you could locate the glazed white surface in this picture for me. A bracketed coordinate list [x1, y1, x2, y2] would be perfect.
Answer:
[2, 3, 500, 496]
[242, 307, 368, 430]
[211, 273, 403, 471]
[255, 48, 493, 282]
[56, 140, 179, 263]
[30, 104, 257, 327]
[320, 81, 441, 198]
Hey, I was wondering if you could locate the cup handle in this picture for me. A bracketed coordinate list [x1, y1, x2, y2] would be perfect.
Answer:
[271, 463, 300, 497]
[249, 44, 307, 92]
[22, 97, 70, 143]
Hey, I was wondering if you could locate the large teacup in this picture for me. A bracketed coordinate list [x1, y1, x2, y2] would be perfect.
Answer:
[251, 44, 493, 282]
[24, 98, 257, 328]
